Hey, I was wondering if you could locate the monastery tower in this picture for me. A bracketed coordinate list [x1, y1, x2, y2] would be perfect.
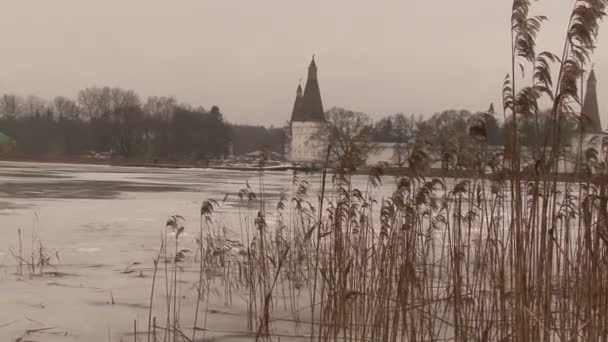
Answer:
[288, 57, 329, 163]
[573, 68, 608, 168]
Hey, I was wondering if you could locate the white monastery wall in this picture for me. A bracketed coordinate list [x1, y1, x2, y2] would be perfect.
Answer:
[365, 143, 398, 166]
[290, 122, 328, 163]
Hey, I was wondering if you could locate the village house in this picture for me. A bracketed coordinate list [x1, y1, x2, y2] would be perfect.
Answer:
[0, 131, 16, 154]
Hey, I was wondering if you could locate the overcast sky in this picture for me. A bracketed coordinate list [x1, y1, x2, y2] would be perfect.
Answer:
[0, 1, 607, 126]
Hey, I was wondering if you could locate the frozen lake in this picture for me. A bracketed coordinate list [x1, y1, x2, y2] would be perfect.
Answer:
[0, 161, 307, 341]
[0, 161, 395, 341]
[0, 161, 401, 264]
[0, 161, 565, 341]
[0, 161, 308, 266]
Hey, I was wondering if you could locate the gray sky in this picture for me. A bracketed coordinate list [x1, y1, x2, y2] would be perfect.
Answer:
[0, 0, 607, 126]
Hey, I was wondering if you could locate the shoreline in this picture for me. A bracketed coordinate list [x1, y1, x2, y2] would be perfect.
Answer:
[0, 155, 597, 182]
[0, 154, 320, 172]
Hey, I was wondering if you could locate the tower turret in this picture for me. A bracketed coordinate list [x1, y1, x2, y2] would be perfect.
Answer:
[582, 69, 602, 133]
[288, 56, 329, 163]
[290, 83, 303, 122]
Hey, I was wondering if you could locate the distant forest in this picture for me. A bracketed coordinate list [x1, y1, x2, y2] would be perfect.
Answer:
[0, 87, 286, 161]
[0, 87, 575, 163]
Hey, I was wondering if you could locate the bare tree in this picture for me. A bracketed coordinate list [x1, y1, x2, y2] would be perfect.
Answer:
[0, 94, 23, 118]
[53, 96, 80, 119]
[21, 96, 48, 117]
[77, 87, 112, 119]
[325, 107, 375, 171]
[144, 96, 177, 119]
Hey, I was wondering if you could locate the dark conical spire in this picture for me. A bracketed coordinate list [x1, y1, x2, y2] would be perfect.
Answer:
[582, 69, 602, 133]
[308, 55, 317, 80]
[589, 68, 597, 84]
[488, 103, 495, 115]
[293, 56, 325, 122]
[290, 83, 303, 122]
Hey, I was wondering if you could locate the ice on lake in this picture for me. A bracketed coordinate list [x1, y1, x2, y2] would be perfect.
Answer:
[0, 161, 396, 341]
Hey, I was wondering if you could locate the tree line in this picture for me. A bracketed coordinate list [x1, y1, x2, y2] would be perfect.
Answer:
[0, 88, 285, 162]
[326, 106, 577, 170]
[0, 87, 576, 167]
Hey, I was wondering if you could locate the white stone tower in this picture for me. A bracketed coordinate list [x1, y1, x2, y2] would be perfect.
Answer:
[288, 56, 329, 163]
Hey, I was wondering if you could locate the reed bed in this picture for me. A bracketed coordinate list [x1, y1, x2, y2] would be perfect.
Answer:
[142, 1, 608, 341]
[142, 160, 608, 342]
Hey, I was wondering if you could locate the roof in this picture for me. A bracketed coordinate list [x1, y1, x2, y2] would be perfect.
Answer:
[290, 84, 303, 122]
[292, 57, 326, 122]
[582, 69, 602, 134]
[0, 132, 13, 144]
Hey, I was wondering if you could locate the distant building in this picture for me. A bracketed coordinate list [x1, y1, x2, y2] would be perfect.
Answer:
[572, 69, 608, 167]
[241, 149, 284, 161]
[582, 69, 603, 134]
[285, 58, 421, 167]
[287, 57, 329, 164]
[286, 57, 419, 167]
[0, 132, 16, 154]
[286, 59, 607, 173]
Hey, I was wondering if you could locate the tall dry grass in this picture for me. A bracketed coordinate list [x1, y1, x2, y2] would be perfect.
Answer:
[141, 1, 608, 341]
